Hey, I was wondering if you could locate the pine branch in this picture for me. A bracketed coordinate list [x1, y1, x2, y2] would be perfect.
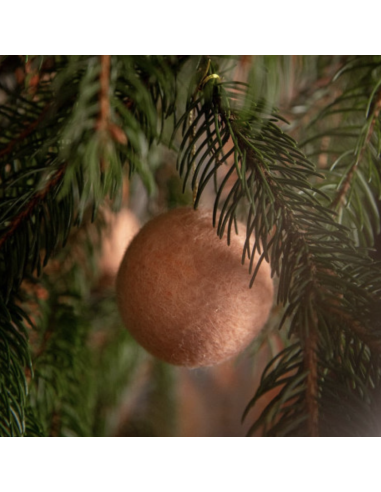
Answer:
[0, 104, 50, 160]
[331, 88, 381, 209]
[173, 58, 381, 435]
[296, 56, 381, 249]
[327, 305, 381, 353]
[0, 55, 188, 436]
[0, 164, 66, 251]
[0, 297, 31, 436]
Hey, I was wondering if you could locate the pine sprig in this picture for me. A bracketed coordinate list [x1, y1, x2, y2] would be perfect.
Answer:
[0, 163, 70, 300]
[0, 297, 31, 436]
[27, 293, 94, 437]
[299, 56, 381, 248]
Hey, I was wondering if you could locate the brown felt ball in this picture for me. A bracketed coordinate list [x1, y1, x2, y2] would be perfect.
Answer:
[116, 207, 274, 368]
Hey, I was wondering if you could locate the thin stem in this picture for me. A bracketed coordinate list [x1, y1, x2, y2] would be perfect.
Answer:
[96, 55, 127, 148]
[96, 55, 111, 133]
[97, 55, 111, 174]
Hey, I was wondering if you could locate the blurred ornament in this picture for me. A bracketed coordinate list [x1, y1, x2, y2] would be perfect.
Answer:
[100, 208, 140, 279]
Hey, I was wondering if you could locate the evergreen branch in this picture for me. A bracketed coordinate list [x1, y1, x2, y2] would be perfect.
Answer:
[317, 335, 381, 436]
[28, 293, 94, 437]
[295, 56, 381, 248]
[243, 343, 309, 436]
[0, 103, 50, 159]
[0, 164, 66, 251]
[327, 305, 381, 353]
[0, 56, 192, 436]
[331, 89, 381, 209]
[174, 62, 381, 435]
[176, 88, 327, 435]
[0, 298, 31, 436]
[24, 250, 145, 436]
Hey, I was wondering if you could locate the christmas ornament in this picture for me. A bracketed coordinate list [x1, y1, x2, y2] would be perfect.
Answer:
[116, 207, 273, 367]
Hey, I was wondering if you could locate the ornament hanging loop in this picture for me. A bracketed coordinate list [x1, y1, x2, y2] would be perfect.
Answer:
[188, 108, 198, 205]
[200, 73, 220, 89]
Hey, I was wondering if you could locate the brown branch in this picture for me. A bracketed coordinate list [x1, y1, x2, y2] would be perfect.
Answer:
[0, 164, 66, 250]
[95, 55, 127, 169]
[331, 164, 358, 210]
[96, 55, 111, 174]
[331, 89, 381, 209]
[96, 55, 111, 133]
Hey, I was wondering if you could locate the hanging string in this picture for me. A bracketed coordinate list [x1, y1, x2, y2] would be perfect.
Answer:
[189, 59, 220, 206]
[189, 107, 198, 205]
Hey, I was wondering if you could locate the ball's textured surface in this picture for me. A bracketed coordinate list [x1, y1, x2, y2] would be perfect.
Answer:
[116, 208, 273, 367]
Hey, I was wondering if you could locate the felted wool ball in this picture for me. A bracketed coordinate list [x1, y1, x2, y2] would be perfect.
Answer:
[116, 207, 273, 368]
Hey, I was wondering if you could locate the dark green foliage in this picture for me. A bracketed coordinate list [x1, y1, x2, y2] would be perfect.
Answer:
[173, 56, 381, 436]
[0, 298, 31, 436]
[0, 55, 182, 436]
[0, 55, 380, 436]
[297, 56, 381, 248]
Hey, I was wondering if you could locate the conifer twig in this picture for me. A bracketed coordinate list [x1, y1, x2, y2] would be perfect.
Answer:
[327, 305, 381, 353]
[208, 88, 379, 434]
[0, 104, 50, 159]
[229, 127, 325, 435]
[0, 164, 66, 250]
[331, 90, 381, 209]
